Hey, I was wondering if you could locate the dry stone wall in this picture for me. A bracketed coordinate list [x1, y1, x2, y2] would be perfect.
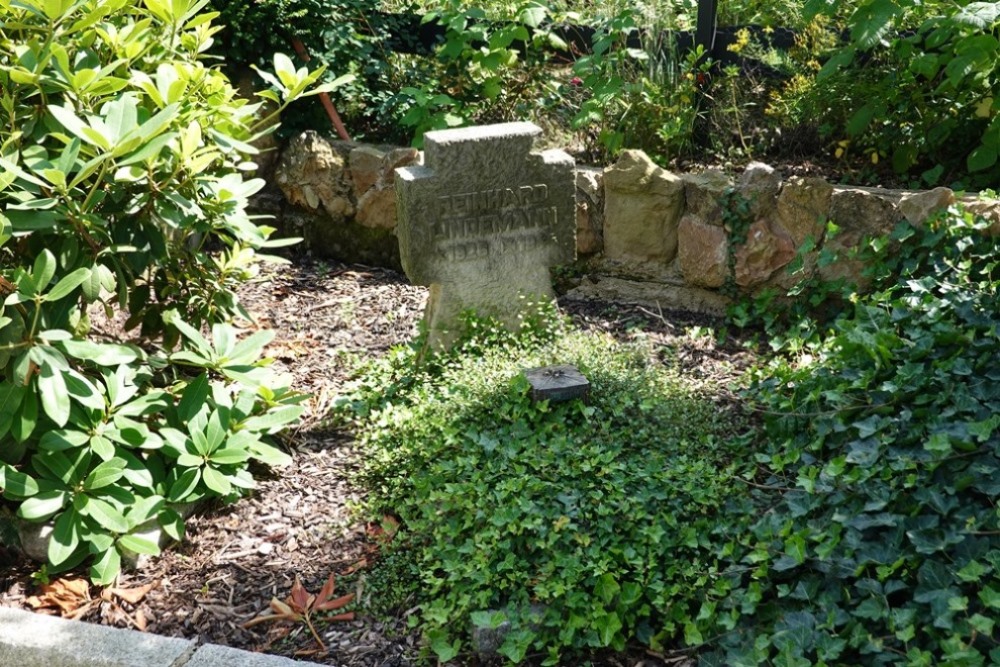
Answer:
[267, 134, 1000, 316]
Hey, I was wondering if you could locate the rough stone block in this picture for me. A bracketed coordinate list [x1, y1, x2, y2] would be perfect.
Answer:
[523, 365, 590, 403]
[603, 150, 684, 264]
[734, 220, 796, 288]
[677, 215, 729, 288]
[774, 176, 833, 248]
[899, 187, 955, 226]
[0, 607, 191, 667]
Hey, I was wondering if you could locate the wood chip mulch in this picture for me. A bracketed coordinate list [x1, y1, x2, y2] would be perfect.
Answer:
[1, 254, 753, 666]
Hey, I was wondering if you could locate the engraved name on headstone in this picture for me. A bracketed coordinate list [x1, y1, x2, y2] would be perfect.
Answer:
[395, 122, 576, 350]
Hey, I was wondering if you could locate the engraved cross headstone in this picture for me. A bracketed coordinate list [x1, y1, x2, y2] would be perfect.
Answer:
[395, 122, 576, 350]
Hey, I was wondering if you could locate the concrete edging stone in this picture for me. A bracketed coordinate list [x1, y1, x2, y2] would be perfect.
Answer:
[0, 607, 323, 667]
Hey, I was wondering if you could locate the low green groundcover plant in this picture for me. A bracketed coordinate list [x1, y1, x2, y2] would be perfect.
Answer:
[341, 204, 1000, 666]
[700, 206, 1000, 665]
[336, 313, 753, 664]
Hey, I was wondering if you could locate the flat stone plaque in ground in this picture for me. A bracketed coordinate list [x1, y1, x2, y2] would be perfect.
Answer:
[395, 122, 575, 349]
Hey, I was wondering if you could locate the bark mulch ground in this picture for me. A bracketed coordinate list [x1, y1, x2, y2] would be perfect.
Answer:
[0, 255, 754, 666]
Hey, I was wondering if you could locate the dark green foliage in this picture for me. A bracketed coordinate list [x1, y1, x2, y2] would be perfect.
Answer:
[0, 0, 338, 583]
[790, 0, 1000, 187]
[709, 206, 1000, 665]
[206, 0, 408, 141]
[336, 313, 751, 664]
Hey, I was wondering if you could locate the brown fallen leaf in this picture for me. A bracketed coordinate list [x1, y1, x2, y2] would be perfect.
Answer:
[25, 577, 92, 616]
[106, 582, 156, 605]
[243, 574, 354, 653]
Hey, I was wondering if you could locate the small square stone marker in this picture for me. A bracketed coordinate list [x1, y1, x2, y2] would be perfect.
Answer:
[395, 122, 576, 350]
[523, 364, 590, 403]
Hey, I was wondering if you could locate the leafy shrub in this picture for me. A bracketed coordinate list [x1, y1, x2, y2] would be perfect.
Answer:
[0, 0, 344, 583]
[388, 0, 572, 145]
[570, 6, 710, 161]
[705, 207, 1000, 664]
[772, 1, 1000, 186]
[336, 312, 751, 664]
[205, 0, 402, 141]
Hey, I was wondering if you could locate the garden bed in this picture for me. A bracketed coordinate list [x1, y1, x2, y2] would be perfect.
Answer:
[0, 254, 753, 666]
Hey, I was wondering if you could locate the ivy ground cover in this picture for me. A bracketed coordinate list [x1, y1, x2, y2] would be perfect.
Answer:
[342, 205, 1000, 666]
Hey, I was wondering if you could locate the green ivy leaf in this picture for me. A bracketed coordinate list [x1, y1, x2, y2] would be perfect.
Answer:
[979, 586, 1000, 609]
[594, 573, 620, 605]
[595, 610, 622, 647]
[427, 629, 460, 662]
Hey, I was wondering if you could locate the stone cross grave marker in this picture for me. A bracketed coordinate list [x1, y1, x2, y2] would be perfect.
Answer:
[395, 122, 576, 349]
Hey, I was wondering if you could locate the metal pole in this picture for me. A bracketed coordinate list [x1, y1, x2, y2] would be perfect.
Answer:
[695, 0, 718, 56]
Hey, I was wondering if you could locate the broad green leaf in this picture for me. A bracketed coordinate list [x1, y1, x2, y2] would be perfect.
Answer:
[519, 4, 547, 28]
[48, 105, 96, 146]
[90, 435, 116, 461]
[176, 453, 203, 467]
[242, 405, 303, 434]
[208, 447, 250, 465]
[44, 267, 91, 302]
[201, 466, 232, 495]
[211, 323, 235, 359]
[117, 131, 177, 166]
[34, 449, 89, 487]
[159, 507, 185, 541]
[38, 363, 71, 427]
[163, 310, 213, 357]
[59, 339, 140, 365]
[54, 137, 81, 175]
[32, 249, 56, 293]
[272, 52, 297, 88]
[116, 449, 155, 488]
[850, 0, 900, 49]
[118, 534, 161, 556]
[0, 383, 26, 429]
[125, 495, 164, 528]
[968, 145, 998, 173]
[64, 370, 106, 411]
[39, 429, 89, 451]
[89, 547, 121, 586]
[84, 457, 127, 490]
[168, 467, 200, 502]
[205, 409, 227, 453]
[80, 495, 129, 533]
[48, 507, 81, 566]
[247, 440, 292, 467]
[18, 489, 69, 521]
[176, 373, 209, 423]
[1, 466, 39, 499]
[103, 96, 138, 143]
